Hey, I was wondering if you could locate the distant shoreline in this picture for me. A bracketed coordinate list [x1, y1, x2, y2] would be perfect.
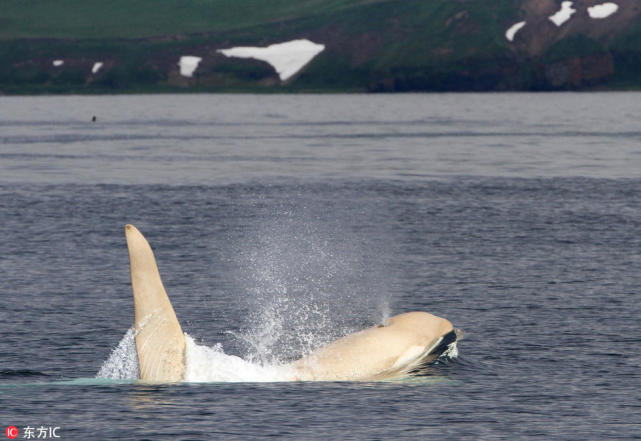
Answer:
[3, 0, 641, 94]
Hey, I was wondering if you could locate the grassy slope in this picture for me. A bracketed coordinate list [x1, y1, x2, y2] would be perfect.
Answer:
[0, 0, 515, 53]
[294, 0, 519, 90]
[0, 0, 390, 39]
[609, 21, 641, 88]
[0, 0, 520, 92]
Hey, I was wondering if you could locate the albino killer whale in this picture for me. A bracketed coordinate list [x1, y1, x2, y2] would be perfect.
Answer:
[125, 224, 457, 382]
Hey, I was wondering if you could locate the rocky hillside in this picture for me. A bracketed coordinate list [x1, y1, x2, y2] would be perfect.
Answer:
[1, 0, 640, 93]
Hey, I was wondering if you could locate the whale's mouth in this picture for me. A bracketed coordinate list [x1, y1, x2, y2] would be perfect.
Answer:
[429, 329, 458, 358]
[403, 329, 458, 376]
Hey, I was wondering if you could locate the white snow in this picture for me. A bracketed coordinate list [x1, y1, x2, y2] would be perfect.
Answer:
[505, 21, 526, 42]
[178, 56, 202, 78]
[92, 62, 104, 74]
[52, 60, 64, 67]
[588, 2, 619, 18]
[549, 1, 576, 26]
[217, 39, 325, 81]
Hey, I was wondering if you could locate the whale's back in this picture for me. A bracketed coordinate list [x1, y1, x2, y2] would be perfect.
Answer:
[291, 312, 454, 381]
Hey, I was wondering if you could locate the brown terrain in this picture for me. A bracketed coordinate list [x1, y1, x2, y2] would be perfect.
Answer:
[508, 0, 641, 88]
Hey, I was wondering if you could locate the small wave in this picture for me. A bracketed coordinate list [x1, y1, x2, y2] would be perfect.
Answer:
[0, 369, 50, 379]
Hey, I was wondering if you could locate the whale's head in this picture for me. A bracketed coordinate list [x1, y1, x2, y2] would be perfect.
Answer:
[384, 311, 453, 341]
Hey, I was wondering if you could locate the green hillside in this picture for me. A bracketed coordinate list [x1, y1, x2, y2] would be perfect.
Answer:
[0, 0, 386, 39]
[1, 0, 639, 93]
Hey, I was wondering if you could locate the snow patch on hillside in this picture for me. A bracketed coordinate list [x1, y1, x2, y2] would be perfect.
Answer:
[588, 2, 618, 18]
[505, 21, 526, 42]
[92, 62, 104, 74]
[179, 56, 202, 78]
[549, 1, 576, 26]
[218, 39, 325, 81]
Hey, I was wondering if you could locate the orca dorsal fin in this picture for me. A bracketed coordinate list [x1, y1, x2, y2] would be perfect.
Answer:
[125, 224, 185, 382]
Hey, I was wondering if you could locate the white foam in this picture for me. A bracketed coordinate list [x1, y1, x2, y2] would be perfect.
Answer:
[218, 39, 325, 81]
[92, 62, 104, 74]
[178, 56, 202, 78]
[549, 1, 576, 26]
[96, 327, 140, 380]
[183, 334, 293, 382]
[442, 341, 459, 359]
[52, 60, 64, 67]
[505, 21, 526, 42]
[97, 330, 293, 382]
[588, 2, 618, 18]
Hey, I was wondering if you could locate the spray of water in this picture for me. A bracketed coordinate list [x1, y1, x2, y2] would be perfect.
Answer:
[96, 327, 139, 380]
[230, 205, 392, 365]
[97, 331, 295, 382]
[182, 334, 293, 382]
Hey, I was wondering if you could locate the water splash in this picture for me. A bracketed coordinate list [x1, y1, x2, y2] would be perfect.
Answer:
[96, 327, 139, 380]
[183, 335, 292, 382]
[230, 207, 392, 364]
[97, 331, 292, 382]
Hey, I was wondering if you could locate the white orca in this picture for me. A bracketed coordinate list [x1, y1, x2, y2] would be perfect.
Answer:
[125, 224, 457, 382]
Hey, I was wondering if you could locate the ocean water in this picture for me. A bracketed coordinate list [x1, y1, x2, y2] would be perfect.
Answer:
[1, 93, 640, 440]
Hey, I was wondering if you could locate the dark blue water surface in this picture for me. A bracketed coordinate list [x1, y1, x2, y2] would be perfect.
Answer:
[1, 94, 641, 440]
